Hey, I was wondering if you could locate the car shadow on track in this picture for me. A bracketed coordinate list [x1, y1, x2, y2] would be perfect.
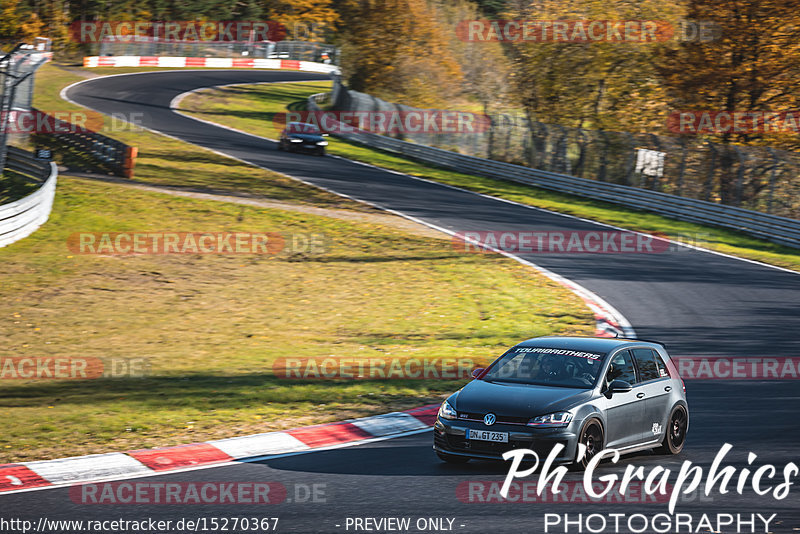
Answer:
[250, 433, 664, 477]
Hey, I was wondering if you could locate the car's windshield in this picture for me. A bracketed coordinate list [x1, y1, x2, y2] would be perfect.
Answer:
[288, 123, 321, 134]
[482, 346, 605, 388]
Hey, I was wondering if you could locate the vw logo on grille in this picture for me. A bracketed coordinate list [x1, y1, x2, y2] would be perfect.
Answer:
[483, 413, 496, 426]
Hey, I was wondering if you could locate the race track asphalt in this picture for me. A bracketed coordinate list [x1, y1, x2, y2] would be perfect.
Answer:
[1, 70, 797, 533]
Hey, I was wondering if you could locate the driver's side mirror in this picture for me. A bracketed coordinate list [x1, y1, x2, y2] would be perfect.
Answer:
[471, 368, 485, 379]
[604, 379, 632, 397]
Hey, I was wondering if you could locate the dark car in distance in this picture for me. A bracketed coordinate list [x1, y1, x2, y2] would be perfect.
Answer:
[278, 122, 328, 155]
[433, 336, 688, 468]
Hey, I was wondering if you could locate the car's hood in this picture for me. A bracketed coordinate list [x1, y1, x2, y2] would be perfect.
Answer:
[288, 133, 324, 142]
[453, 379, 591, 418]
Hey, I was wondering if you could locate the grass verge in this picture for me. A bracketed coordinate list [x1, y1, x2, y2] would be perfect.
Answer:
[0, 178, 592, 462]
[179, 81, 800, 272]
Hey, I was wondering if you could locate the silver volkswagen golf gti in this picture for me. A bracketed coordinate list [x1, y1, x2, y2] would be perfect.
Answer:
[433, 336, 688, 468]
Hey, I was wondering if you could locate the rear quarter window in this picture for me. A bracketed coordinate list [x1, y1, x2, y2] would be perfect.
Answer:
[632, 348, 666, 381]
[653, 351, 671, 378]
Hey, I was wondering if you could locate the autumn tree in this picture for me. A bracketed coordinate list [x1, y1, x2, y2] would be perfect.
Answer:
[338, 0, 464, 107]
[657, 0, 800, 203]
[18, 12, 45, 43]
[434, 0, 511, 114]
[0, 0, 22, 43]
[266, 0, 340, 41]
[504, 0, 682, 131]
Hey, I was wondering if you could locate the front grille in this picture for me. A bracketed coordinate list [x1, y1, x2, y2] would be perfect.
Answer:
[458, 412, 529, 425]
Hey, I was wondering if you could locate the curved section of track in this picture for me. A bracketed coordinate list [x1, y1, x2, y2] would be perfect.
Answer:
[65, 70, 800, 359]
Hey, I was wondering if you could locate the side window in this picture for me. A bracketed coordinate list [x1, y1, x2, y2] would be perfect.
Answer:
[606, 350, 637, 385]
[632, 349, 661, 381]
[653, 351, 670, 378]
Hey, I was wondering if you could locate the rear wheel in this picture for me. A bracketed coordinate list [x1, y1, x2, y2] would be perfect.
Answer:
[436, 451, 469, 464]
[571, 419, 604, 470]
[656, 405, 688, 454]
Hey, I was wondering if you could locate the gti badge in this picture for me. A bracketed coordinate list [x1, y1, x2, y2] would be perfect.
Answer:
[484, 413, 496, 426]
[652, 422, 662, 435]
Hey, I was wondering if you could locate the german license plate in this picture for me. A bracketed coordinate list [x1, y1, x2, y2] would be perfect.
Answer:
[467, 429, 508, 442]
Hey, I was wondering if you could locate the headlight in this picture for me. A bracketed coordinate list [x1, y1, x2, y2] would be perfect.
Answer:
[527, 411, 573, 427]
[289, 138, 303, 143]
[316, 141, 328, 146]
[438, 400, 457, 420]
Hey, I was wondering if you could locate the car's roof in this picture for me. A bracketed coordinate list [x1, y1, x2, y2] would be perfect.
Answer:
[514, 336, 664, 354]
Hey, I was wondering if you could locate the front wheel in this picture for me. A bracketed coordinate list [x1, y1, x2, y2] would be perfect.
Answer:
[571, 419, 604, 470]
[316, 148, 325, 156]
[436, 451, 469, 464]
[656, 406, 688, 454]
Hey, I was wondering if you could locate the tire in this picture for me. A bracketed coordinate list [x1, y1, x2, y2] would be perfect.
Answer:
[571, 419, 604, 471]
[436, 451, 469, 464]
[656, 405, 688, 455]
[316, 148, 325, 156]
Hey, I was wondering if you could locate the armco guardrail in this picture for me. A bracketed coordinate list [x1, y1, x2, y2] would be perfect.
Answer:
[309, 94, 800, 249]
[0, 146, 58, 248]
[32, 108, 138, 178]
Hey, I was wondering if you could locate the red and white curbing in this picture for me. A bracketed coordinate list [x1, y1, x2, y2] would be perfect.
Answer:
[0, 404, 438, 493]
[552, 276, 630, 338]
[83, 56, 339, 74]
